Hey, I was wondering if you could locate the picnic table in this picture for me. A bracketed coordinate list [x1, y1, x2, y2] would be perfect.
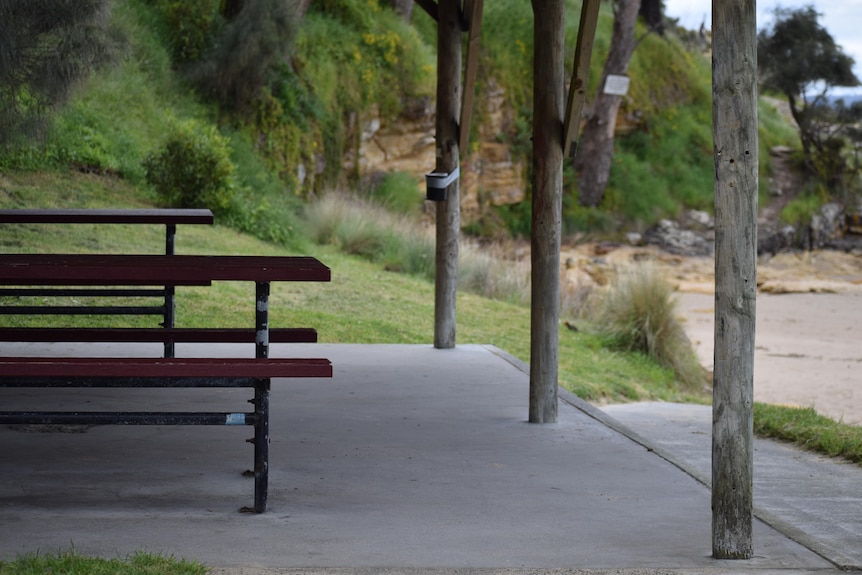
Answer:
[0, 209, 332, 512]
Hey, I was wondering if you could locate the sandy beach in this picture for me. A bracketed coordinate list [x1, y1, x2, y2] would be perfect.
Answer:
[678, 290, 862, 425]
[563, 246, 862, 425]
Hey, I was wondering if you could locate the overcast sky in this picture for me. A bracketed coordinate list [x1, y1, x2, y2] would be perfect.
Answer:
[663, 0, 862, 95]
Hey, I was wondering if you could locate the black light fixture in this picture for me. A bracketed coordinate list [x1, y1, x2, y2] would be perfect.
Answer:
[425, 166, 460, 202]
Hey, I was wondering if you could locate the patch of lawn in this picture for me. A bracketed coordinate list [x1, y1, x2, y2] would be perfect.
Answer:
[754, 403, 862, 465]
[0, 550, 205, 575]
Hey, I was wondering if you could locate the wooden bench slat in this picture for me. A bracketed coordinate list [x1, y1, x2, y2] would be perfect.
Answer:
[0, 357, 332, 379]
[0, 208, 214, 225]
[0, 327, 318, 344]
[0, 411, 256, 425]
[0, 376, 266, 387]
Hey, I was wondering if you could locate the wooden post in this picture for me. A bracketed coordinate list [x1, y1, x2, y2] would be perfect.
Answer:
[563, 0, 602, 159]
[459, 0, 484, 153]
[529, 0, 565, 423]
[711, 0, 758, 559]
[434, 0, 461, 349]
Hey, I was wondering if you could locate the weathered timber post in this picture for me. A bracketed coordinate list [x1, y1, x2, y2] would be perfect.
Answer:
[433, 0, 461, 349]
[529, 0, 565, 423]
[712, 0, 758, 559]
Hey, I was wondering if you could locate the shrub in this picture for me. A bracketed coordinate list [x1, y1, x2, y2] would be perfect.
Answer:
[187, 0, 300, 113]
[780, 188, 826, 226]
[142, 119, 236, 213]
[591, 262, 706, 391]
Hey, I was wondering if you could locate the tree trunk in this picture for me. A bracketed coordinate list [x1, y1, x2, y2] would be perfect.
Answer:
[529, 0, 565, 424]
[639, 0, 663, 33]
[576, 0, 640, 207]
[711, 0, 757, 560]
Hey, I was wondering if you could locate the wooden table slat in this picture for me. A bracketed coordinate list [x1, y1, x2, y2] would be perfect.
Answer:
[0, 254, 331, 285]
[0, 208, 214, 225]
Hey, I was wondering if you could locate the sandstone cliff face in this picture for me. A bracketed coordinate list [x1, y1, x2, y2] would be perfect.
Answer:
[345, 81, 645, 220]
[346, 83, 526, 221]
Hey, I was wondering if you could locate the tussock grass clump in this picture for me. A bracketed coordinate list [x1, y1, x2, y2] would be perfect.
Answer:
[303, 193, 432, 272]
[459, 242, 531, 305]
[592, 262, 706, 391]
[303, 193, 532, 304]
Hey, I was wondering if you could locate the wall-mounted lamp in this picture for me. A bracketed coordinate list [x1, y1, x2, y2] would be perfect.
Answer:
[425, 166, 460, 202]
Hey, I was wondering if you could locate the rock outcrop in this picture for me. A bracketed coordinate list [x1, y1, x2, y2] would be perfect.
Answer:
[347, 84, 526, 221]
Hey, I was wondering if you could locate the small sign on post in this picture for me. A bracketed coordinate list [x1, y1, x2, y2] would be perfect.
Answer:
[603, 74, 630, 96]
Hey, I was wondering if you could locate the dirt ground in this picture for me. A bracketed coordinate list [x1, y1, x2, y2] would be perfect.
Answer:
[561, 244, 862, 425]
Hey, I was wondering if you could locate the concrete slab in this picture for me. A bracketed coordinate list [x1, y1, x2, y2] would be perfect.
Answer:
[602, 401, 862, 569]
[0, 344, 843, 573]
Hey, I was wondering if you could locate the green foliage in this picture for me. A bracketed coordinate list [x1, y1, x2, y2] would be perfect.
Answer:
[626, 27, 712, 112]
[149, 0, 223, 64]
[220, 130, 305, 248]
[494, 200, 533, 239]
[588, 32, 714, 229]
[781, 189, 826, 226]
[0, 550, 206, 575]
[0, 0, 208, 180]
[0, 0, 116, 146]
[754, 403, 862, 465]
[470, 1, 718, 236]
[758, 5, 860, 191]
[590, 262, 707, 391]
[478, 0, 536, 114]
[758, 6, 859, 101]
[758, 99, 802, 152]
[143, 120, 236, 213]
[250, 85, 319, 193]
[147, 0, 300, 112]
[366, 171, 422, 215]
[593, 103, 714, 228]
[563, 204, 620, 235]
[251, 0, 434, 195]
[297, 2, 436, 113]
[188, 0, 301, 112]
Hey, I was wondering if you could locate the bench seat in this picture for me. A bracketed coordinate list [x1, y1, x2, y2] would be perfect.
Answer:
[0, 356, 332, 380]
[0, 354, 332, 513]
[0, 327, 318, 344]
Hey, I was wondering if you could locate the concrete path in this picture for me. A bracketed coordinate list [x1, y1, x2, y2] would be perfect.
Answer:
[0, 343, 856, 574]
[602, 401, 862, 570]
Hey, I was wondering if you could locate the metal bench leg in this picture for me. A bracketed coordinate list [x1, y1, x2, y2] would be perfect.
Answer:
[251, 280, 270, 512]
[253, 378, 270, 513]
[164, 223, 177, 358]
